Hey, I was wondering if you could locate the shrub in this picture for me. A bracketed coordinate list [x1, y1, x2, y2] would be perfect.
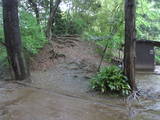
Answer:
[155, 48, 160, 65]
[90, 66, 131, 95]
[20, 11, 47, 55]
[51, 9, 87, 35]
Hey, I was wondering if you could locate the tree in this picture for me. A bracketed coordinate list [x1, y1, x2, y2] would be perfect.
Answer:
[46, 0, 61, 40]
[124, 0, 137, 90]
[2, 0, 29, 80]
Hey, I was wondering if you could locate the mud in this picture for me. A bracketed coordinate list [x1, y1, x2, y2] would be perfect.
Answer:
[0, 38, 160, 120]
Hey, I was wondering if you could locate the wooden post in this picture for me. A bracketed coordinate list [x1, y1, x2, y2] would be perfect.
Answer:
[2, 0, 30, 80]
[124, 0, 137, 90]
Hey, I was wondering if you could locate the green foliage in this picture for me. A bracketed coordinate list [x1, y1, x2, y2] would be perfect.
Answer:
[0, 46, 7, 64]
[0, 24, 4, 42]
[52, 9, 88, 35]
[66, 0, 101, 14]
[90, 66, 131, 95]
[52, 8, 67, 35]
[66, 14, 88, 34]
[20, 11, 47, 54]
[83, 0, 124, 58]
[136, 0, 160, 41]
[155, 48, 160, 65]
[155, 56, 160, 65]
[0, 6, 6, 63]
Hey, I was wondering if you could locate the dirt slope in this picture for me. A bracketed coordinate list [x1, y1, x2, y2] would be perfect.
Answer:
[31, 36, 108, 71]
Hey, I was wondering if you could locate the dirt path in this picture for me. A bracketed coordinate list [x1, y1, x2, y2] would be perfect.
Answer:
[0, 37, 160, 120]
[30, 36, 109, 94]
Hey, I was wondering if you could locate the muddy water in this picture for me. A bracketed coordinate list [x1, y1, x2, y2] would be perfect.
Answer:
[131, 73, 160, 120]
[1, 63, 160, 120]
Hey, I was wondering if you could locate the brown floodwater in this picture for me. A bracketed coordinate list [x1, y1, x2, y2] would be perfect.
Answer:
[0, 63, 160, 120]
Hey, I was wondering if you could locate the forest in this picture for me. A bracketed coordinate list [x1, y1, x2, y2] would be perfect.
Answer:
[0, 0, 160, 119]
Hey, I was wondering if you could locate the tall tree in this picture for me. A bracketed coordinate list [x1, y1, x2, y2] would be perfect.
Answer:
[46, 0, 61, 40]
[2, 0, 29, 80]
[124, 0, 137, 90]
[50, 0, 54, 14]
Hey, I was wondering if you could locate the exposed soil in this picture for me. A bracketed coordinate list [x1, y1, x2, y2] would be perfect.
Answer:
[31, 36, 108, 71]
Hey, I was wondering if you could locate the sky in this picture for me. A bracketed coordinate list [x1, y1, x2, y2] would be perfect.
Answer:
[60, 1, 71, 12]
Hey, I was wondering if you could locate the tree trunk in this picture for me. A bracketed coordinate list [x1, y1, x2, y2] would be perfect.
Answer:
[124, 0, 137, 90]
[2, 0, 29, 80]
[46, 0, 61, 40]
[28, 0, 40, 24]
[50, 0, 54, 14]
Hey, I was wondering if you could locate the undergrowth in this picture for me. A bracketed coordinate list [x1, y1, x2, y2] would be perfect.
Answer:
[90, 66, 131, 96]
[20, 11, 47, 55]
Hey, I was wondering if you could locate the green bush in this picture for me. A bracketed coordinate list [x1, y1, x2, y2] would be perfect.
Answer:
[20, 11, 47, 55]
[155, 55, 160, 65]
[51, 9, 87, 35]
[155, 48, 160, 65]
[90, 66, 131, 95]
[66, 15, 87, 35]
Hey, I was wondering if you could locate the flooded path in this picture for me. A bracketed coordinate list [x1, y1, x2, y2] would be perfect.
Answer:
[0, 82, 128, 120]
[1, 38, 160, 120]
[130, 73, 160, 120]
